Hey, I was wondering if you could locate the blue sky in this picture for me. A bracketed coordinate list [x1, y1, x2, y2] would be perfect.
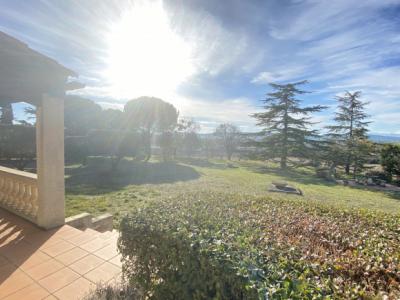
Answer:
[1, 0, 400, 133]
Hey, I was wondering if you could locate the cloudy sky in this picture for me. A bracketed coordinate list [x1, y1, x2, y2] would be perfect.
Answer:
[1, 0, 400, 133]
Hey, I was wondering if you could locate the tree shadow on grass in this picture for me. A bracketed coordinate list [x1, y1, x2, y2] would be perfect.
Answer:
[65, 158, 200, 195]
[243, 163, 336, 187]
[243, 162, 400, 201]
[344, 184, 400, 201]
[178, 157, 227, 169]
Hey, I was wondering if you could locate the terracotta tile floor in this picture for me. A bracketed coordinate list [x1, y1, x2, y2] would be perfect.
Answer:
[0, 208, 122, 299]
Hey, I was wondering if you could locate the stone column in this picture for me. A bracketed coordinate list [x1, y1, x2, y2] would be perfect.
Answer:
[36, 94, 65, 229]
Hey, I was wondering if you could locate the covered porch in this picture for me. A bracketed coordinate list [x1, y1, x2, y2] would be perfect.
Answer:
[0, 31, 76, 229]
[0, 31, 121, 299]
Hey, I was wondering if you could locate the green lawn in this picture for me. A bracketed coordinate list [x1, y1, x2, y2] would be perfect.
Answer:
[65, 157, 400, 298]
[65, 157, 400, 225]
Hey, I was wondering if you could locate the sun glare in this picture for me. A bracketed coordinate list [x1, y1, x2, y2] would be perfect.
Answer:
[105, 1, 194, 99]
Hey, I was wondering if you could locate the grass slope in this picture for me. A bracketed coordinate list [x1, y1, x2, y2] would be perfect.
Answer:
[66, 157, 400, 298]
[65, 157, 400, 224]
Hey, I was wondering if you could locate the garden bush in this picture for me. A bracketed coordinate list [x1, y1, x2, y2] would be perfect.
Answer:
[0, 124, 35, 170]
[118, 192, 400, 299]
[83, 283, 142, 300]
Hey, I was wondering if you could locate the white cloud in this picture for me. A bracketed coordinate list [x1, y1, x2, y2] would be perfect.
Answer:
[91, 94, 262, 134]
[268, 0, 400, 41]
[176, 96, 261, 132]
[5, 0, 400, 133]
[251, 65, 308, 84]
[96, 101, 124, 110]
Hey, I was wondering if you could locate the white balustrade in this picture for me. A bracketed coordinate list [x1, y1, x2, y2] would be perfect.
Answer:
[0, 166, 38, 223]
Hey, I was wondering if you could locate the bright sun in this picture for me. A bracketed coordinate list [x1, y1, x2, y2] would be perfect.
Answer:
[105, 1, 194, 99]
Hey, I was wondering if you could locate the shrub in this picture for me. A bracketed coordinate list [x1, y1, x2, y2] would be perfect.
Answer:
[83, 283, 142, 300]
[381, 144, 400, 182]
[118, 192, 400, 299]
[315, 167, 334, 180]
[65, 136, 89, 164]
[0, 124, 35, 170]
[118, 196, 263, 300]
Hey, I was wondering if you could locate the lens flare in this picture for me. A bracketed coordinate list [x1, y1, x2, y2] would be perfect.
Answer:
[104, 1, 194, 99]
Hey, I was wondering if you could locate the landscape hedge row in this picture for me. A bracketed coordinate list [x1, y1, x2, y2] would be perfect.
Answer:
[118, 192, 400, 299]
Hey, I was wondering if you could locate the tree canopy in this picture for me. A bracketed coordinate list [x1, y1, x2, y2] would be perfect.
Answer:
[124, 96, 179, 160]
[381, 144, 400, 181]
[252, 80, 326, 169]
[327, 91, 370, 175]
[214, 123, 241, 160]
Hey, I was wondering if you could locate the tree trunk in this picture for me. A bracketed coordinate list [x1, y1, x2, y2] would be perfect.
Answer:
[227, 150, 232, 161]
[281, 99, 289, 170]
[345, 161, 350, 175]
[346, 102, 354, 175]
[144, 130, 152, 162]
[329, 162, 337, 180]
[280, 156, 287, 169]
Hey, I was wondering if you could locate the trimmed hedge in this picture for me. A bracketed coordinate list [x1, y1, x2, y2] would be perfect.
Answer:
[119, 195, 264, 299]
[118, 192, 400, 299]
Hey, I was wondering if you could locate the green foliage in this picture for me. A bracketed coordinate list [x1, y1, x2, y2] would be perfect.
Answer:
[124, 97, 179, 161]
[118, 190, 400, 299]
[64, 96, 104, 136]
[0, 124, 35, 169]
[251, 81, 326, 169]
[176, 118, 202, 157]
[118, 194, 262, 300]
[157, 131, 175, 161]
[0, 103, 14, 124]
[214, 123, 241, 160]
[327, 91, 371, 175]
[381, 144, 400, 181]
[65, 136, 89, 164]
[83, 283, 142, 300]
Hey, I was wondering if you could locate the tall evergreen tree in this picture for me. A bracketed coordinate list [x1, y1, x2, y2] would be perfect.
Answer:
[327, 91, 370, 175]
[251, 80, 325, 169]
[0, 103, 14, 125]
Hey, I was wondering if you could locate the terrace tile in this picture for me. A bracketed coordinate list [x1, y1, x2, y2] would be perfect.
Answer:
[41, 240, 76, 257]
[0, 208, 122, 299]
[55, 247, 89, 266]
[84, 261, 121, 283]
[93, 244, 119, 261]
[54, 277, 95, 300]
[3, 282, 50, 300]
[0, 266, 34, 298]
[38, 267, 80, 293]
[69, 254, 104, 275]
[25, 259, 64, 281]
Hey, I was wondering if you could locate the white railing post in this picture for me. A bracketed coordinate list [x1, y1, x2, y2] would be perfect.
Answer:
[0, 166, 38, 222]
[36, 94, 65, 229]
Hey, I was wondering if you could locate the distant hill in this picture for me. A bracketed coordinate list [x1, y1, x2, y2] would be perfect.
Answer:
[200, 132, 400, 143]
[369, 134, 400, 143]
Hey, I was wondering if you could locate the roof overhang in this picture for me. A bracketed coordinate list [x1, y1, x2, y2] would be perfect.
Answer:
[0, 31, 83, 106]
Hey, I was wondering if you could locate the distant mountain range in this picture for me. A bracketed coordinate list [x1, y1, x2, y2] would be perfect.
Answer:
[369, 134, 400, 143]
[201, 133, 400, 143]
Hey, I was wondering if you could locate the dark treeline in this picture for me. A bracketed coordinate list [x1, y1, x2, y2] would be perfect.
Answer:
[0, 95, 241, 170]
[0, 81, 399, 183]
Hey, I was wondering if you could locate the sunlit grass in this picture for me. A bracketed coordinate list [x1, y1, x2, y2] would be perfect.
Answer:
[65, 158, 400, 227]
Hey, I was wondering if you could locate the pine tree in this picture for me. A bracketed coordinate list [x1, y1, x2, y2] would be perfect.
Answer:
[251, 80, 326, 169]
[0, 103, 14, 125]
[327, 91, 370, 175]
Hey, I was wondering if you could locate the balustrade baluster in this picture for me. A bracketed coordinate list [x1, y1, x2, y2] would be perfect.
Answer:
[0, 167, 39, 223]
